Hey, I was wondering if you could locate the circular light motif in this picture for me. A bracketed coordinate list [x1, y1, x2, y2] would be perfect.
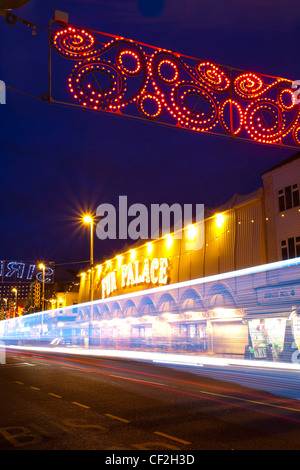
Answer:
[116, 49, 142, 76]
[219, 99, 244, 136]
[51, 27, 97, 59]
[293, 125, 300, 146]
[234, 72, 265, 100]
[244, 99, 285, 143]
[278, 88, 296, 111]
[196, 62, 230, 93]
[157, 58, 179, 84]
[169, 83, 218, 131]
[69, 59, 126, 110]
[137, 93, 163, 119]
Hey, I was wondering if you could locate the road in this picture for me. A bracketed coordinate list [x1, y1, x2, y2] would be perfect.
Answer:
[0, 347, 300, 451]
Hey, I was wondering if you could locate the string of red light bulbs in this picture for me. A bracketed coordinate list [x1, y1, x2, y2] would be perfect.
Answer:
[50, 25, 300, 148]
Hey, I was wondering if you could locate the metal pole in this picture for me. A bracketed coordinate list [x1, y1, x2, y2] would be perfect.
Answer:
[90, 219, 94, 346]
[42, 267, 45, 311]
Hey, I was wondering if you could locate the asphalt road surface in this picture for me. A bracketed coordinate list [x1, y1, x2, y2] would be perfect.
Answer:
[1, 348, 300, 451]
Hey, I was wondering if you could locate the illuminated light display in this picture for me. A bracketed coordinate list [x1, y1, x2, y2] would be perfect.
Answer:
[92, 255, 170, 299]
[51, 27, 97, 59]
[99, 257, 170, 298]
[1, 257, 300, 367]
[293, 125, 300, 146]
[0, 260, 54, 282]
[215, 213, 224, 228]
[219, 98, 244, 136]
[137, 92, 163, 119]
[50, 25, 300, 148]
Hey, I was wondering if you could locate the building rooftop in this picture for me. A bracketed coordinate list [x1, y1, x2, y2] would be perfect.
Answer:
[261, 150, 300, 176]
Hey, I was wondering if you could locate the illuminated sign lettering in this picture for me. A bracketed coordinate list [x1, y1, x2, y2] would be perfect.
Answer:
[101, 258, 169, 299]
[0, 261, 54, 283]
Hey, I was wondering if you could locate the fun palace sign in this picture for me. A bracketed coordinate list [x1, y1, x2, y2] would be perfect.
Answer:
[100, 258, 169, 299]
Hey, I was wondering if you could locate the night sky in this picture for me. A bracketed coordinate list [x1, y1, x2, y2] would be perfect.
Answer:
[0, 0, 299, 269]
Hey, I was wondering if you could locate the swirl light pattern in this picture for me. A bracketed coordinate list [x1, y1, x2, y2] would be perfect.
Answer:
[51, 25, 300, 148]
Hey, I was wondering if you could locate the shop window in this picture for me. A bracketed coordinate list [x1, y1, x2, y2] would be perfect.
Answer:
[278, 184, 299, 212]
[281, 236, 300, 260]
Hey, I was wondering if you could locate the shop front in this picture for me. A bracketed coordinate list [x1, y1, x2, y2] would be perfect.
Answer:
[247, 315, 287, 360]
[244, 282, 300, 361]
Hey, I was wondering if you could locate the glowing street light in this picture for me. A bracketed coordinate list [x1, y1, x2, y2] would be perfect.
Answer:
[11, 288, 17, 317]
[38, 263, 46, 311]
[186, 224, 196, 241]
[83, 214, 93, 225]
[215, 213, 225, 229]
[82, 214, 94, 296]
[82, 214, 95, 345]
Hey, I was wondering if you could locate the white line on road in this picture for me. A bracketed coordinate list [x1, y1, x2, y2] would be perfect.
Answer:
[72, 402, 90, 409]
[154, 431, 191, 445]
[105, 413, 130, 423]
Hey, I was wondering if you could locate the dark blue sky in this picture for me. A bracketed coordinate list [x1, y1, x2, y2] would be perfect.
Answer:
[0, 0, 299, 268]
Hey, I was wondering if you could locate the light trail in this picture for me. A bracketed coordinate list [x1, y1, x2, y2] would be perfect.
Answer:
[6, 349, 300, 424]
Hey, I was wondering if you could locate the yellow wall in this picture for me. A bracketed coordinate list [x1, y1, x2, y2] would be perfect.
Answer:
[79, 194, 266, 303]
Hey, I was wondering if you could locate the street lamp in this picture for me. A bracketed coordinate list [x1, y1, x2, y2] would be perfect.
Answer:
[82, 214, 95, 346]
[82, 214, 94, 303]
[38, 263, 45, 311]
[11, 288, 17, 317]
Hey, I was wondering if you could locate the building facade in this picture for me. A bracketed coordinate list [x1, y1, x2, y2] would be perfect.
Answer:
[78, 187, 267, 304]
[2, 153, 299, 363]
[262, 152, 300, 263]
[70, 152, 300, 361]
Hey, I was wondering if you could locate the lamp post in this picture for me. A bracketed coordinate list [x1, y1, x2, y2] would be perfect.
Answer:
[38, 264, 46, 336]
[11, 288, 17, 317]
[38, 264, 46, 311]
[82, 214, 94, 346]
[3, 298, 7, 319]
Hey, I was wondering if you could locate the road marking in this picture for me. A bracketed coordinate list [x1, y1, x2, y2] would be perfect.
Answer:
[48, 393, 62, 399]
[15, 381, 24, 385]
[108, 373, 164, 386]
[30, 423, 51, 436]
[105, 413, 130, 423]
[154, 431, 191, 445]
[71, 401, 90, 409]
[196, 389, 300, 413]
[30, 386, 40, 391]
[49, 421, 71, 433]
[1, 363, 35, 368]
